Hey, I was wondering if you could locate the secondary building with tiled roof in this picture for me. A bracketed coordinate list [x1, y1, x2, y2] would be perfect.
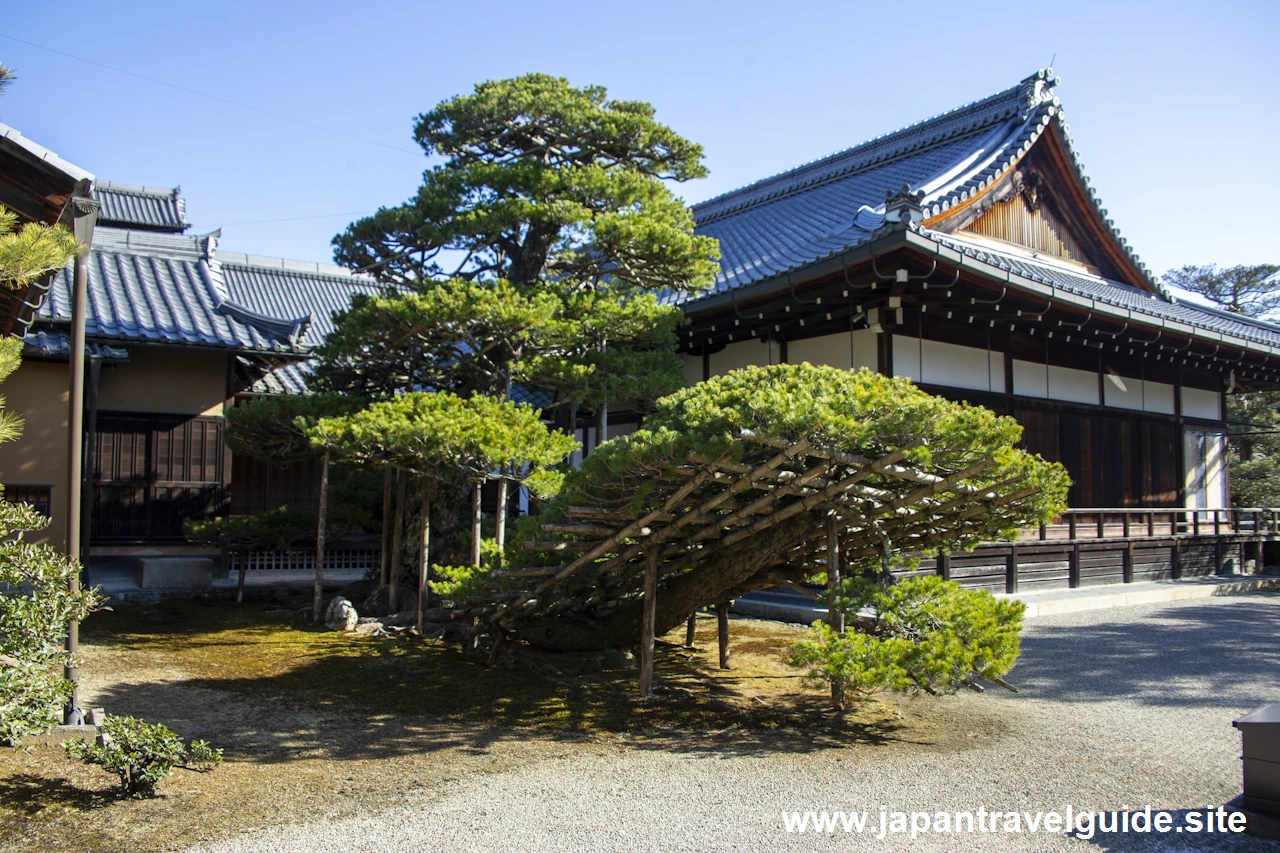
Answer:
[0, 171, 385, 552]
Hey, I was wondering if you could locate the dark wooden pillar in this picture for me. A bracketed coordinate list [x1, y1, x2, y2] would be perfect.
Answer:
[639, 537, 659, 697]
[1005, 545, 1019, 594]
[716, 602, 731, 670]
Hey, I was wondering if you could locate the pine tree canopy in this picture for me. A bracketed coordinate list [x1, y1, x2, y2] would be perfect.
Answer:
[1164, 263, 1280, 318]
[322, 74, 720, 408]
[308, 392, 577, 498]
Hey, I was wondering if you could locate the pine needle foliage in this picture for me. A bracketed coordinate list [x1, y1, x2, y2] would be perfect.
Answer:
[0, 206, 79, 291]
[790, 576, 1025, 711]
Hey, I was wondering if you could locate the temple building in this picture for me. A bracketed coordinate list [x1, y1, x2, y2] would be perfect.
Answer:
[674, 69, 1266, 514]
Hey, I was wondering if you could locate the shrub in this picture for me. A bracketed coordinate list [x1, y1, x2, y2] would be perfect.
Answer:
[789, 575, 1025, 712]
[65, 714, 222, 798]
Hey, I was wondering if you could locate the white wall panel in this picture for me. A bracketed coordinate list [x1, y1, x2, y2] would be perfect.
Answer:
[1181, 386, 1222, 421]
[709, 339, 772, 376]
[788, 332, 851, 370]
[1012, 359, 1100, 405]
[894, 336, 1004, 393]
[681, 354, 702, 387]
[1142, 381, 1176, 415]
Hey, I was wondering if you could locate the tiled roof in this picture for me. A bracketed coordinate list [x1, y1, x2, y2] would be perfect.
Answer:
[920, 229, 1280, 350]
[684, 70, 1159, 304]
[91, 181, 189, 232]
[32, 227, 310, 354]
[0, 121, 94, 185]
[219, 253, 384, 343]
[22, 329, 129, 361]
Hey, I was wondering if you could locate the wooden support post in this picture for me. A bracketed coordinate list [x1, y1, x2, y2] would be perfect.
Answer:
[827, 515, 843, 632]
[1069, 543, 1081, 588]
[716, 602, 731, 670]
[1214, 537, 1224, 575]
[313, 449, 330, 623]
[684, 614, 696, 648]
[1068, 513, 1078, 541]
[417, 478, 431, 635]
[1122, 512, 1131, 538]
[1096, 512, 1105, 539]
[494, 477, 509, 556]
[1147, 511, 1155, 537]
[639, 537, 659, 698]
[471, 480, 483, 567]
[1172, 538, 1183, 580]
[938, 551, 951, 582]
[1005, 545, 1019, 594]
[1123, 540, 1134, 584]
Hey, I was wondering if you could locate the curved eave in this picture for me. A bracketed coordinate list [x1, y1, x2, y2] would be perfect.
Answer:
[901, 229, 1280, 358]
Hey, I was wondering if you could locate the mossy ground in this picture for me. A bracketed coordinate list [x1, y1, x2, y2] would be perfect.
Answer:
[0, 593, 967, 853]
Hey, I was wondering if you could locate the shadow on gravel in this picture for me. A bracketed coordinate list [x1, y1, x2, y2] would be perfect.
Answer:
[1011, 593, 1280, 708]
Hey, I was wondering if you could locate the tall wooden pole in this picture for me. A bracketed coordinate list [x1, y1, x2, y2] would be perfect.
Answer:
[417, 477, 431, 635]
[64, 195, 97, 726]
[470, 480, 483, 567]
[639, 536, 659, 697]
[494, 476, 509, 556]
[313, 449, 330, 622]
[388, 470, 406, 615]
[827, 514, 844, 633]
[716, 602, 731, 670]
[684, 613, 696, 648]
[379, 468, 394, 586]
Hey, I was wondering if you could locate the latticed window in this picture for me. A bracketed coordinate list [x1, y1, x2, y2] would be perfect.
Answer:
[3, 484, 52, 517]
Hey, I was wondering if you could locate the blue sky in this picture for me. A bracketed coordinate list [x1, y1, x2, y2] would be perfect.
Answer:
[1, 1, 1276, 279]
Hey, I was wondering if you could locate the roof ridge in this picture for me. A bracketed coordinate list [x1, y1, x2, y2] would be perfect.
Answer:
[692, 72, 1056, 225]
[217, 250, 377, 282]
[94, 180, 181, 198]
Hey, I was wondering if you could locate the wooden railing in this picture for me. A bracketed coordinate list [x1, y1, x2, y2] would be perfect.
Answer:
[1027, 507, 1280, 542]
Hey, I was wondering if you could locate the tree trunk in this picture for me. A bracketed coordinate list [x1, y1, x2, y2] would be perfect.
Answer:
[313, 449, 330, 623]
[495, 477, 508, 557]
[388, 469, 407, 616]
[417, 478, 431, 635]
[831, 680, 845, 712]
[684, 613, 696, 648]
[470, 480, 483, 567]
[380, 468, 394, 586]
[509, 518, 813, 651]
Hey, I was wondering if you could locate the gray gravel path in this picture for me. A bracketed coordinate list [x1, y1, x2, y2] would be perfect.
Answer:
[194, 592, 1280, 852]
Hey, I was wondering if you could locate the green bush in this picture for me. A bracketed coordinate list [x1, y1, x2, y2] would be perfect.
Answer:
[64, 715, 222, 798]
[789, 576, 1025, 711]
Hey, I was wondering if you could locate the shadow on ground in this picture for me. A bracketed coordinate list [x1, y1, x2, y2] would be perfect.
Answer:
[79, 597, 921, 765]
[1010, 592, 1280, 709]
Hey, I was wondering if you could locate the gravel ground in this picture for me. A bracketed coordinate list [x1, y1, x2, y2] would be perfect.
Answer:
[193, 593, 1280, 853]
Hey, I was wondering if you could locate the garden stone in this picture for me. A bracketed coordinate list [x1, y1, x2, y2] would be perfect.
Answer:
[325, 596, 359, 631]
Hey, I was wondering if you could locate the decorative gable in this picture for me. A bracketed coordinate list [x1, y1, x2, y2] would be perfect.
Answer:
[960, 174, 1095, 267]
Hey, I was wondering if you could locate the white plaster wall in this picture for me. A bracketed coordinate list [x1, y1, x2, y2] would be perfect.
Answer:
[1102, 376, 1176, 414]
[1143, 380, 1176, 415]
[1012, 359, 1099, 405]
[788, 332, 850, 370]
[894, 336, 1005, 393]
[681, 354, 702, 386]
[709, 339, 772, 376]
[1181, 386, 1222, 421]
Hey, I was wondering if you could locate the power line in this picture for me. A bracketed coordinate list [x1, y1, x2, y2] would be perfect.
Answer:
[0, 32, 421, 157]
